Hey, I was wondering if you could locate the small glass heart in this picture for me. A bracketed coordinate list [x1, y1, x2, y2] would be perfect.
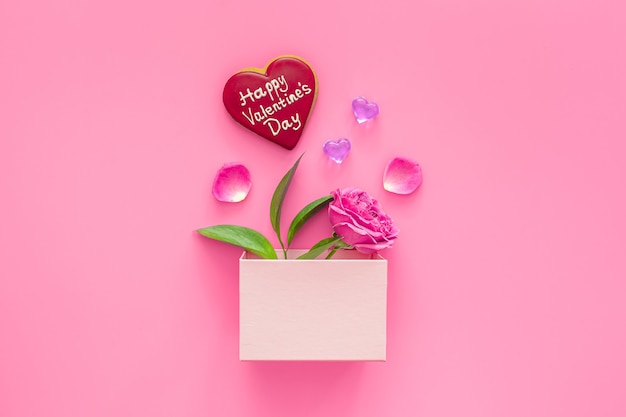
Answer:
[352, 97, 380, 124]
[212, 163, 252, 202]
[323, 138, 351, 164]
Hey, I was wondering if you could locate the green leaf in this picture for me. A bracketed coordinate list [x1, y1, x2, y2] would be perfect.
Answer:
[296, 236, 343, 260]
[269, 153, 304, 253]
[196, 225, 277, 259]
[287, 195, 333, 247]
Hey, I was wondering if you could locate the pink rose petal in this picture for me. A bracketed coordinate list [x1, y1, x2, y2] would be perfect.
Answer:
[383, 157, 423, 194]
[212, 163, 251, 202]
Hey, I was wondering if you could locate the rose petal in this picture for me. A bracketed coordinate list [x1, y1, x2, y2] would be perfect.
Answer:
[383, 157, 423, 194]
[330, 204, 384, 235]
[212, 163, 251, 202]
[353, 241, 395, 254]
[328, 205, 350, 226]
[332, 222, 378, 246]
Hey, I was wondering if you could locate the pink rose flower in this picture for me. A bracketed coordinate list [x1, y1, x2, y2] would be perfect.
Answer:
[328, 188, 399, 254]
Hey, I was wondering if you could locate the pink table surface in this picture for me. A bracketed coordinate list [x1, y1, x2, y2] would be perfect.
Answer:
[1, 1, 625, 416]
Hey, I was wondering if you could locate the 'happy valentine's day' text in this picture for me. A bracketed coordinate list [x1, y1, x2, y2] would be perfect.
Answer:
[238, 75, 312, 136]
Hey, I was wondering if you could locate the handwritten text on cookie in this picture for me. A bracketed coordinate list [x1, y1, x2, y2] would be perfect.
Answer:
[238, 75, 313, 136]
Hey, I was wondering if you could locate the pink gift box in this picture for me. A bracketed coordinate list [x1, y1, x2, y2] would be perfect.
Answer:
[239, 250, 387, 361]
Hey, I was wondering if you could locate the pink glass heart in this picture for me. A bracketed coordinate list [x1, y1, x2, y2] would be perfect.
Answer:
[323, 138, 351, 164]
[383, 157, 423, 194]
[352, 97, 380, 123]
[212, 162, 251, 202]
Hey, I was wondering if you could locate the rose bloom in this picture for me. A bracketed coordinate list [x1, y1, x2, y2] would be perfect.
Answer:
[328, 188, 399, 254]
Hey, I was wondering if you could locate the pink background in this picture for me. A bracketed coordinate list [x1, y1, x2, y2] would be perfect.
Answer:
[1, 0, 625, 416]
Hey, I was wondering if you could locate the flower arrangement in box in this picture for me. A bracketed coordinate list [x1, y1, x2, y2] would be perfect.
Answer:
[197, 155, 401, 361]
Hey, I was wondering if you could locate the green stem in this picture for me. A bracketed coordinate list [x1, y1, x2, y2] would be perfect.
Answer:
[278, 236, 286, 256]
[325, 248, 338, 259]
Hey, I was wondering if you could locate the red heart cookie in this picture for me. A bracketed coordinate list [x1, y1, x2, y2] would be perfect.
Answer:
[222, 56, 318, 150]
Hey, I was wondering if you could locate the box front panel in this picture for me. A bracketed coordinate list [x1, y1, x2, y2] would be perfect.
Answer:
[240, 254, 387, 361]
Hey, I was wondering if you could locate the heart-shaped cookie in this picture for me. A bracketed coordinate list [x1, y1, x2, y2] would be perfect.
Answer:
[223, 56, 318, 150]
